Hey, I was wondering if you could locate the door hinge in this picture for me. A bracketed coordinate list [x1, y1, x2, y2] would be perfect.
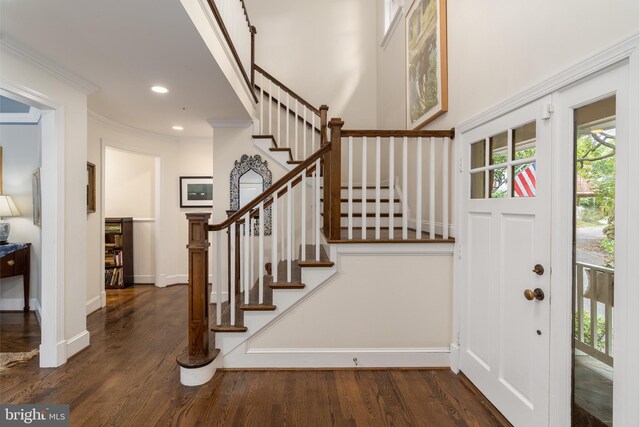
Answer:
[457, 244, 462, 259]
[541, 104, 554, 120]
[458, 157, 463, 172]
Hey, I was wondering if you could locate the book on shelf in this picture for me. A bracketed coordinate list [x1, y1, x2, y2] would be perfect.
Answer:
[105, 223, 122, 233]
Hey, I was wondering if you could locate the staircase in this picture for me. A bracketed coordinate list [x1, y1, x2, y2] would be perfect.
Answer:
[177, 0, 455, 385]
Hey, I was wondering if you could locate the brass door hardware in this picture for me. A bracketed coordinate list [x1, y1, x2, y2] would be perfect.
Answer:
[532, 264, 544, 275]
[524, 288, 545, 301]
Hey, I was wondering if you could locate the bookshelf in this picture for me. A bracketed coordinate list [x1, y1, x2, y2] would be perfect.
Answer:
[105, 217, 134, 289]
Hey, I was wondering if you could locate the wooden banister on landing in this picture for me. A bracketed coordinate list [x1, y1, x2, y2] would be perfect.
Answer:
[207, 0, 258, 104]
[341, 129, 455, 139]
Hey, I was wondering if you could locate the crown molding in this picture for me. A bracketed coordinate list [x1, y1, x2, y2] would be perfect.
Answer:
[88, 109, 179, 141]
[0, 33, 100, 95]
[207, 119, 253, 128]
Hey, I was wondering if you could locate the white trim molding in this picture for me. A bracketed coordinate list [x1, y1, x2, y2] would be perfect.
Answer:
[0, 298, 39, 311]
[0, 34, 99, 95]
[381, 6, 404, 49]
[0, 106, 42, 124]
[86, 296, 102, 315]
[227, 347, 450, 369]
[458, 34, 640, 134]
[66, 330, 90, 358]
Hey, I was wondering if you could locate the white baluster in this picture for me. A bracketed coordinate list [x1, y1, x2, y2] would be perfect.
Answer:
[244, 214, 250, 306]
[375, 136, 381, 240]
[315, 159, 321, 261]
[286, 94, 290, 148]
[230, 223, 236, 325]
[429, 137, 436, 239]
[280, 192, 285, 268]
[268, 80, 273, 135]
[312, 115, 316, 153]
[442, 137, 449, 240]
[402, 137, 408, 239]
[604, 271, 612, 355]
[272, 194, 278, 283]
[348, 136, 354, 240]
[249, 214, 254, 298]
[260, 73, 264, 134]
[416, 137, 423, 239]
[388, 137, 395, 239]
[361, 137, 367, 239]
[294, 99, 299, 159]
[259, 202, 264, 304]
[287, 182, 292, 282]
[303, 108, 308, 159]
[217, 230, 223, 325]
[277, 86, 281, 144]
[301, 171, 307, 260]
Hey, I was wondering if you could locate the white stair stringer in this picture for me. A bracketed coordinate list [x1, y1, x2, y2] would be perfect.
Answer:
[252, 136, 296, 171]
[215, 254, 338, 361]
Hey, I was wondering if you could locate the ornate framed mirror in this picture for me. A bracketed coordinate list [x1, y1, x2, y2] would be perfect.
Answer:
[230, 155, 272, 235]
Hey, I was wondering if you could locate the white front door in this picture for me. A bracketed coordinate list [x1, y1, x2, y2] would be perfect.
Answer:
[459, 96, 552, 427]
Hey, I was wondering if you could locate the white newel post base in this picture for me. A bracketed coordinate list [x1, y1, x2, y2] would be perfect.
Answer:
[179, 357, 220, 386]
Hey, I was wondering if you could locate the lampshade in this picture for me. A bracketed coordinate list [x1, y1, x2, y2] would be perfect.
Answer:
[0, 195, 20, 217]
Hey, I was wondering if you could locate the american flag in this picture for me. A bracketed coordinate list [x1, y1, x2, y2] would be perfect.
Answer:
[514, 163, 536, 197]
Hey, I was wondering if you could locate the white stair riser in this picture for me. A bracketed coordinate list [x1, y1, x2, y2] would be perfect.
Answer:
[253, 138, 296, 171]
[340, 216, 403, 228]
[340, 202, 401, 214]
[320, 188, 395, 199]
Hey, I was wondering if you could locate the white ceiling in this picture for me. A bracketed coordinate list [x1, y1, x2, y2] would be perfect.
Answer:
[0, 0, 250, 138]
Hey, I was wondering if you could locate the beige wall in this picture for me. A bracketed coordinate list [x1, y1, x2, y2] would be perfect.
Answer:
[245, 0, 378, 128]
[376, 0, 640, 129]
[1, 49, 89, 356]
[250, 253, 453, 349]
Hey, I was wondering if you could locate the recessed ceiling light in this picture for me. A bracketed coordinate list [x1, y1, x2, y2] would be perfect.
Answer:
[172, 125, 184, 131]
[151, 85, 169, 94]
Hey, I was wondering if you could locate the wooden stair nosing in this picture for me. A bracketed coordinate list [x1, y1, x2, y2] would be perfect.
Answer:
[297, 244, 334, 267]
[211, 325, 248, 333]
[239, 304, 277, 311]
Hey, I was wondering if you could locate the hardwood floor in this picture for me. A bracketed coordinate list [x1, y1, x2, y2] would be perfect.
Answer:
[0, 285, 508, 426]
[0, 311, 40, 353]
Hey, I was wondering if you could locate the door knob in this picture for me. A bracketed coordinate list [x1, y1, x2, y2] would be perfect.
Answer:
[524, 288, 545, 301]
[532, 264, 544, 275]
[7, 260, 15, 266]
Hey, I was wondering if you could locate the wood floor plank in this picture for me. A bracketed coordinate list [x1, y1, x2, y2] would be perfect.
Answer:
[1, 285, 507, 427]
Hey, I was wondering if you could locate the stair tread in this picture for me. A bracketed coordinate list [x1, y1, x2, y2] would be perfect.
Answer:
[269, 260, 304, 285]
[298, 244, 334, 267]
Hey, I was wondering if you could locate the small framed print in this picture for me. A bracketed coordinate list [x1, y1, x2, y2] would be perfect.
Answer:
[180, 176, 213, 208]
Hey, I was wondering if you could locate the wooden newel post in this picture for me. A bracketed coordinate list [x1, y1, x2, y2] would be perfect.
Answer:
[177, 212, 216, 369]
[319, 105, 329, 146]
[328, 118, 344, 241]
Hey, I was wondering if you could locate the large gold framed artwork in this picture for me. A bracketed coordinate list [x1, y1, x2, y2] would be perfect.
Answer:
[406, 0, 448, 129]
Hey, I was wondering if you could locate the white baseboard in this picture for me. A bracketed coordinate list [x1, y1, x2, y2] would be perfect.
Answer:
[210, 290, 229, 303]
[0, 297, 38, 311]
[407, 219, 455, 238]
[224, 347, 451, 369]
[66, 330, 90, 358]
[101, 290, 107, 308]
[35, 300, 42, 324]
[86, 296, 102, 315]
[449, 343, 460, 373]
[134, 274, 155, 284]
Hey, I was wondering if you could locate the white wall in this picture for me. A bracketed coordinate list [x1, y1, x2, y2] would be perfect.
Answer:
[1, 48, 89, 363]
[250, 252, 452, 349]
[0, 123, 42, 313]
[104, 148, 156, 285]
[376, 0, 640, 129]
[245, 0, 378, 128]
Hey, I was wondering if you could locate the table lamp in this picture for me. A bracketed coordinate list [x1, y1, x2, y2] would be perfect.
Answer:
[0, 195, 20, 244]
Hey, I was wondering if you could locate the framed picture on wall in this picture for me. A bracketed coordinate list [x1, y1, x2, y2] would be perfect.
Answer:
[180, 176, 213, 208]
[406, 0, 448, 129]
[87, 162, 96, 213]
[32, 168, 41, 226]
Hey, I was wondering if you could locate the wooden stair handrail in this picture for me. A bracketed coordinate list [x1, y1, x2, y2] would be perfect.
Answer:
[210, 143, 331, 232]
[340, 129, 455, 139]
[207, 0, 259, 104]
[254, 64, 321, 116]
